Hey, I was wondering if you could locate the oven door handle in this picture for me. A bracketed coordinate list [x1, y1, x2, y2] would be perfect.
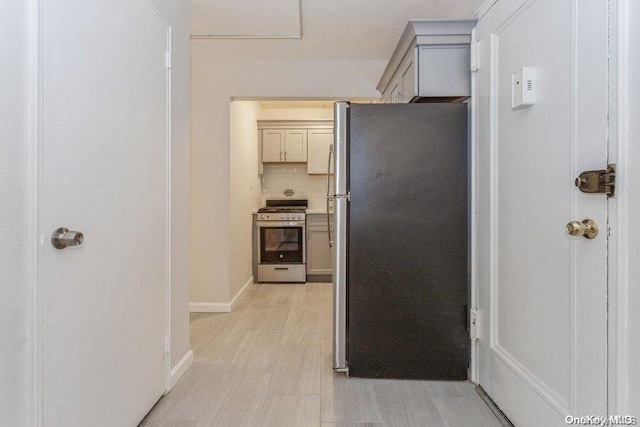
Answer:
[256, 220, 306, 227]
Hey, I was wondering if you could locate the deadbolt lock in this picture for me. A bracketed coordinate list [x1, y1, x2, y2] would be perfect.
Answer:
[565, 219, 598, 239]
[575, 164, 615, 196]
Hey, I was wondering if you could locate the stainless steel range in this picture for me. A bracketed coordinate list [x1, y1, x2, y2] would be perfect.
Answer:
[256, 199, 307, 283]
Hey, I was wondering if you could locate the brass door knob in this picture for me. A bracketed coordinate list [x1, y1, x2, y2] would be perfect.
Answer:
[565, 219, 598, 239]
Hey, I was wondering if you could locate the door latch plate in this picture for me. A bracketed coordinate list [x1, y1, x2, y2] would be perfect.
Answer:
[575, 164, 615, 197]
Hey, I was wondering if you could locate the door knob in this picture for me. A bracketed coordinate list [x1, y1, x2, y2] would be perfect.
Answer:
[51, 227, 84, 249]
[565, 219, 598, 239]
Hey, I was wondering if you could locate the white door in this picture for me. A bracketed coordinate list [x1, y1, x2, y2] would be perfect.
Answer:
[42, 0, 170, 425]
[476, 0, 609, 426]
[284, 129, 308, 162]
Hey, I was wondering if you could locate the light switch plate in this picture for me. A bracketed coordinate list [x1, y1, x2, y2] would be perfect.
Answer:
[512, 67, 535, 110]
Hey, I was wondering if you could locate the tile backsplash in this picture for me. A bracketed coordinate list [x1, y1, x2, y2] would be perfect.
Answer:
[262, 163, 333, 210]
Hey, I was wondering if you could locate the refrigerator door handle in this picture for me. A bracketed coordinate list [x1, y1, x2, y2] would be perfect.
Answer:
[333, 101, 348, 373]
[326, 145, 334, 248]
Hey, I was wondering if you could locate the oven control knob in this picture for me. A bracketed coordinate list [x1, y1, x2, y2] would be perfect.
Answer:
[280, 214, 285, 219]
[288, 214, 293, 219]
[259, 214, 264, 219]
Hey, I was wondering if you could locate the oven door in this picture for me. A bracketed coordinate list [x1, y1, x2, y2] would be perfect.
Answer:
[257, 220, 306, 264]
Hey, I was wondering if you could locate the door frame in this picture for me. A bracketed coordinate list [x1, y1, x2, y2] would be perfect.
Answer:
[470, 0, 632, 416]
[26, 0, 173, 424]
[607, 0, 631, 416]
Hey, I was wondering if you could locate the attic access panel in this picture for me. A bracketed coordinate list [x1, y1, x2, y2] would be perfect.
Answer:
[191, 0, 301, 39]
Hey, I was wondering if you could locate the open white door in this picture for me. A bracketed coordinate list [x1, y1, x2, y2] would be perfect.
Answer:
[476, 0, 609, 425]
[41, 0, 170, 425]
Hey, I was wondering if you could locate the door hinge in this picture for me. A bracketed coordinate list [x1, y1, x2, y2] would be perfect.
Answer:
[165, 335, 171, 354]
[470, 41, 479, 72]
[165, 51, 172, 69]
[334, 192, 350, 201]
[469, 309, 480, 341]
[575, 163, 615, 197]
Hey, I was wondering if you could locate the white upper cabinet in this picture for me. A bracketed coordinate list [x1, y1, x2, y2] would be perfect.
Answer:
[284, 129, 307, 162]
[307, 129, 334, 174]
[262, 129, 285, 162]
[258, 120, 333, 171]
[377, 20, 477, 103]
[390, 81, 400, 104]
[261, 128, 307, 163]
[400, 55, 416, 103]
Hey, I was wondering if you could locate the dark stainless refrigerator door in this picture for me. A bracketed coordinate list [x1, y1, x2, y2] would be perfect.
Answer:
[347, 103, 469, 380]
[332, 101, 348, 371]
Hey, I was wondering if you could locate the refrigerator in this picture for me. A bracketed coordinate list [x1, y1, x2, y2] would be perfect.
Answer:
[329, 101, 469, 380]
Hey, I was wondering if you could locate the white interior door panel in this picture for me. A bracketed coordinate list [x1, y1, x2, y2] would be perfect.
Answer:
[42, 0, 170, 425]
[476, 0, 609, 425]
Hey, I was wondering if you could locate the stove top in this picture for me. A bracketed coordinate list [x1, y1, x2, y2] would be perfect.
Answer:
[257, 199, 308, 221]
[257, 206, 306, 213]
[258, 199, 308, 213]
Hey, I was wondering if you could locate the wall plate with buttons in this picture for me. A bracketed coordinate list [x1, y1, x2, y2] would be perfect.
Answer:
[512, 67, 535, 110]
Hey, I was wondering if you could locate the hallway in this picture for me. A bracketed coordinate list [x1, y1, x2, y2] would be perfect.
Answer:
[140, 283, 502, 426]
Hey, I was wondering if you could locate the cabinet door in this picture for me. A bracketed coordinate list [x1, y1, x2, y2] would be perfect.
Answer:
[284, 129, 307, 162]
[262, 129, 284, 162]
[390, 81, 400, 103]
[380, 89, 388, 103]
[307, 129, 334, 174]
[418, 45, 471, 97]
[307, 226, 333, 275]
[401, 59, 416, 103]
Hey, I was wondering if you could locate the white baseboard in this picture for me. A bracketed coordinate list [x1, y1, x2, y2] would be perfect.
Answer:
[189, 276, 254, 313]
[230, 276, 254, 310]
[189, 302, 231, 312]
[170, 350, 193, 388]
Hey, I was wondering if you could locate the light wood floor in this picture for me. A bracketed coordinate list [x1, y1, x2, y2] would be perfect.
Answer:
[140, 283, 502, 427]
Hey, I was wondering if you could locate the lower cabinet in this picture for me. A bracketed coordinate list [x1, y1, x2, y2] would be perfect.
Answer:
[306, 214, 333, 281]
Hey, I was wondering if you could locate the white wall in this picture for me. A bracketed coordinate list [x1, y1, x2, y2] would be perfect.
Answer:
[0, 1, 30, 424]
[229, 101, 262, 300]
[146, 0, 191, 374]
[191, 56, 384, 305]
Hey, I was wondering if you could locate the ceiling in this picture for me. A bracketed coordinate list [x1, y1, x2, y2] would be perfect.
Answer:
[191, 0, 469, 60]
